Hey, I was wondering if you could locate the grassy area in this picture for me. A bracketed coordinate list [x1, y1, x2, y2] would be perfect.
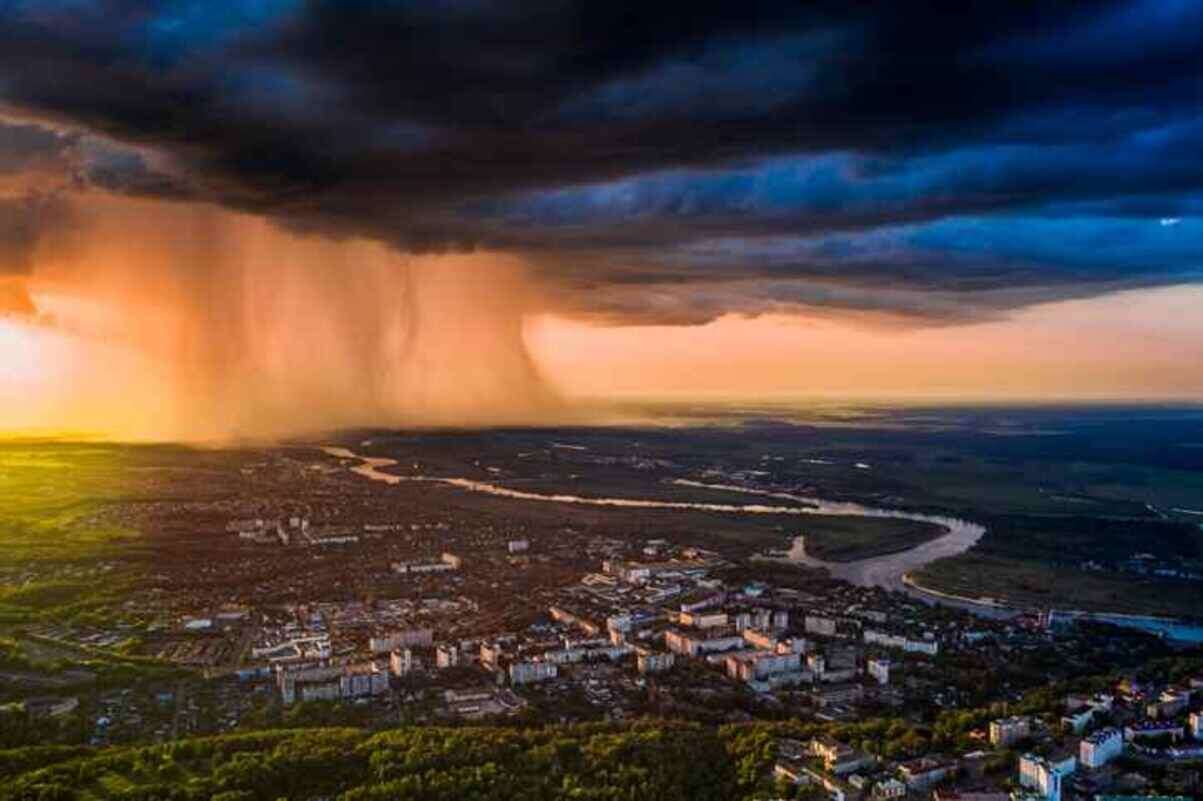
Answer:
[912, 553, 1203, 619]
[909, 511, 1203, 618]
[969, 514, 1203, 564]
[0, 441, 162, 686]
[0, 442, 139, 564]
[794, 515, 946, 562]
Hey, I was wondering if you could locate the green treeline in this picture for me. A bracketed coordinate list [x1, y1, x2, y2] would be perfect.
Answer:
[0, 723, 775, 801]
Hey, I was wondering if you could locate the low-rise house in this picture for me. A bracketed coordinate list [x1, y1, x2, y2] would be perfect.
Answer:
[810, 735, 875, 775]
[663, 628, 744, 657]
[1063, 708, 1094, 734]
[1124, 721, 1184, 742]
[899, 756, 957, 790]
[873, 778, 906, 798]
[805, 615, 838, 637]
[810, 682, 864, 709]
[23, 696, 79, 719]
[1146, 691, 1188, 720]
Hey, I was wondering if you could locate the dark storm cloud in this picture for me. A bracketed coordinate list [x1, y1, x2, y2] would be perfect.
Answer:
[0, 0, 1201, 322]
[0, 196, 47, 274]
[0, 119, 74, 175]
[0, 114, 187, 278]
[0, 117, 76, 276]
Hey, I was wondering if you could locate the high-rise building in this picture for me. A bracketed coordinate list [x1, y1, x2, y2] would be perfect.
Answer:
[990, 716, 1032, 747]
[1080, 728, 1123, 769]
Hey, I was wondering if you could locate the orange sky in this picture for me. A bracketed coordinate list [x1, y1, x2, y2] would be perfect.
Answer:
[528, 285, 1203, 402]
[2, 194, 1201, 441]
[4, 282, 1203, 440]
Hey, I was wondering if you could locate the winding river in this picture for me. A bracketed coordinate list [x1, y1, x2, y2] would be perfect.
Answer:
[321, 446, 984, 593]
[322, 445, 1203, 643]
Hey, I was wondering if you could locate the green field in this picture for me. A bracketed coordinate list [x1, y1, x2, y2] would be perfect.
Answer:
[910, 512, 1203, 618]
[0, 442, 160, 682]
[794, 515, 946, 562]
[0, 441, 140, 563]
[913, 553, 1203, 619]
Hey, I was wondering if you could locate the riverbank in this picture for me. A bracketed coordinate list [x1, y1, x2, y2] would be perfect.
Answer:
[324, 446, 986, 589]
[322, 445, 1203, 643]
[902, 572, 1203, 643]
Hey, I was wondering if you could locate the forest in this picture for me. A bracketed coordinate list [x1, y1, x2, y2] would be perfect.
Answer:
[0, 722, 781, 801]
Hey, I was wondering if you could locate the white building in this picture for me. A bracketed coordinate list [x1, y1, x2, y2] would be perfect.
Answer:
[742, 628, 780, 650]
[1080, 728, 1123, 769]
[863, 629, 939, 655]
[606, 614, 633, 633]
[990, 716, 1032, 747]
[23, 696, 79, 718]
[636, 650, 676, 674]
[873, 778, 906, 799]
[867, 658, 891, 685]
[252, 634, 331, 662]
[508, 660, 558, 685]
[805, 615, 838, 637]
[776, 637, 810, 655]
[390, 648, 414, 677]
[1124, 721, 1184, 741]
[898, 757, 957, 790]
[664, 629, 744, 657]
[370, 628, 434, 654]
[1062, 708, 1093, 734]
[480, 641, 504, 670]
[341, 664, 390, 698]
[391, 560, 456, 575]
[507, 539, 529, 553]
[279, 663, 387, 705]
[293, 677, 340, 704]
[436, 644, 460, 669]
[679, 610, 728, 629]
[725, 652, 801, 683]
[1018, 753, 1074, 801]
[541, 648, 585, 665]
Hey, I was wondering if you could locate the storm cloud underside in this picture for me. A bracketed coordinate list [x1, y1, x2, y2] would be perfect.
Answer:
[1, 1, 1202, 434]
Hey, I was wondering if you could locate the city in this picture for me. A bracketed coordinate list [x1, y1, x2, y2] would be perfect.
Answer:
[2, 2, 1203, 800]
[2, 420, 1202, 800]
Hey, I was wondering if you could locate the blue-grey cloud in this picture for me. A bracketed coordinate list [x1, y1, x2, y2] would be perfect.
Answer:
[0, 1, 1200, 323]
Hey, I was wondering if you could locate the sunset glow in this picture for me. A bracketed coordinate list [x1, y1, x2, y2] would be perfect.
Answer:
[0, 2, 1201, 439]
[4, 3, 1203, 788]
